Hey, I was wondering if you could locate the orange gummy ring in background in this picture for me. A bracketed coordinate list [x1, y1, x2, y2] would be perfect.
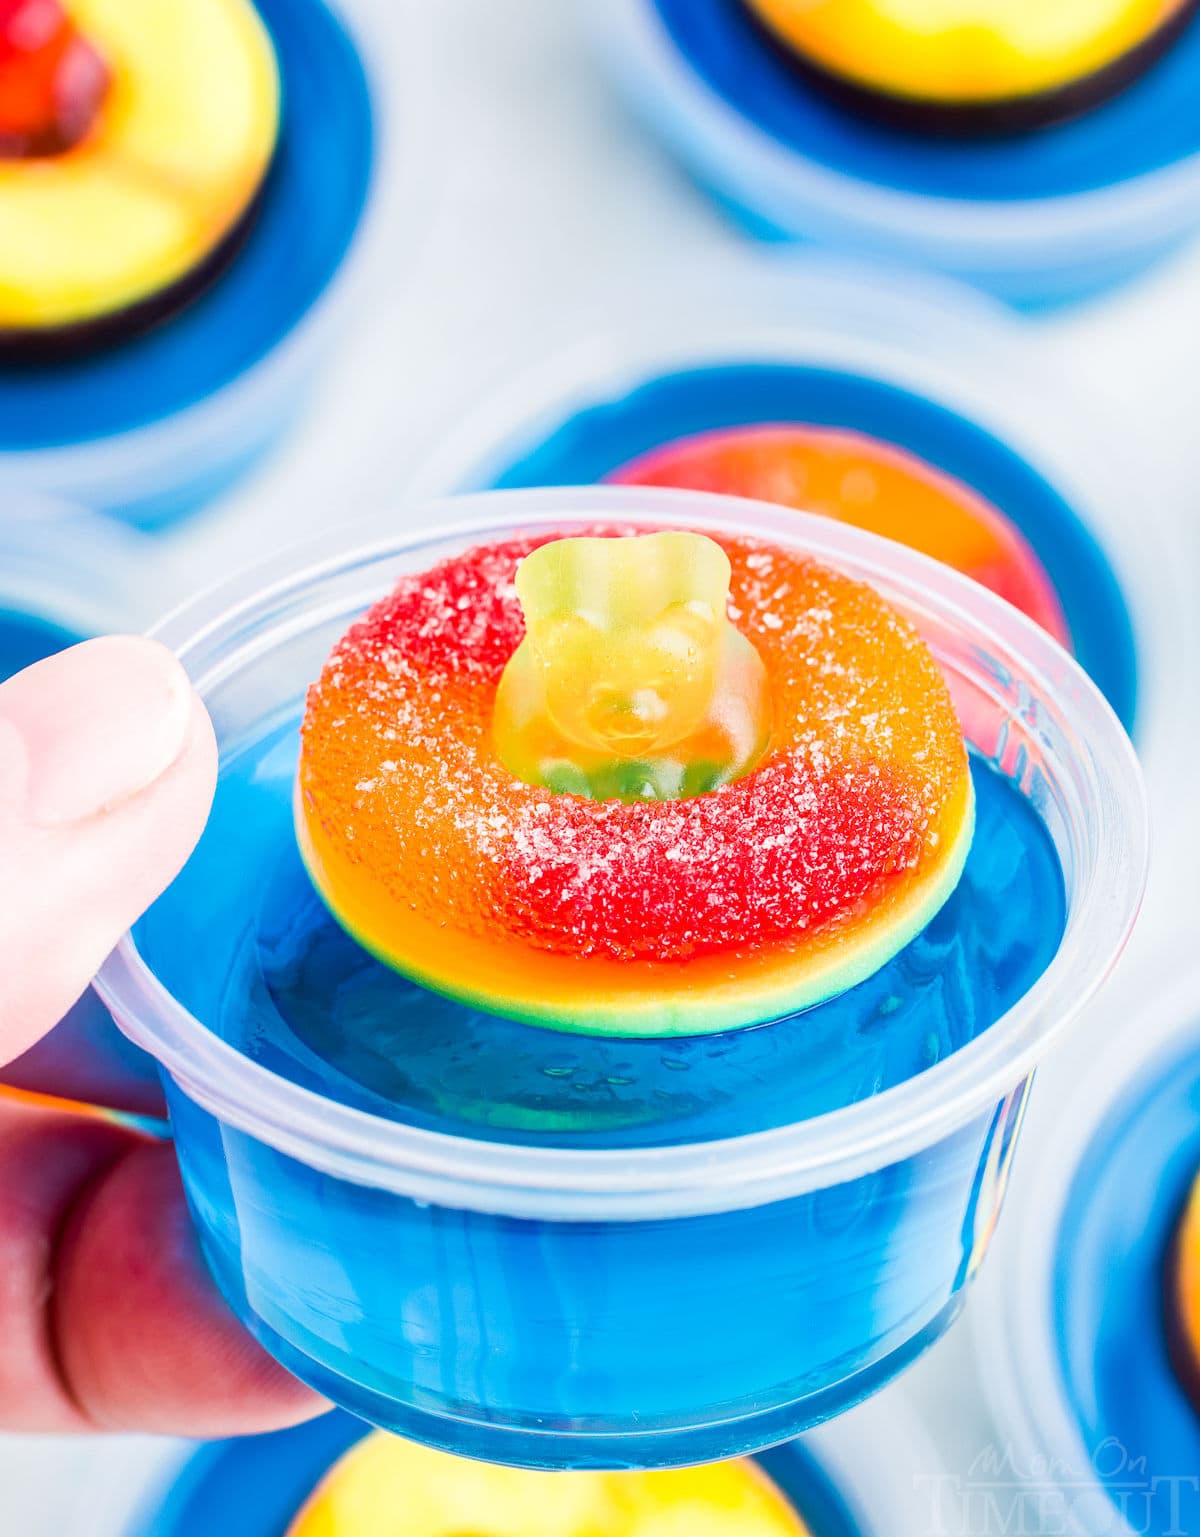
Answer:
[1168, 1170, 1200, 1410]
[611, 425, 1071, 648]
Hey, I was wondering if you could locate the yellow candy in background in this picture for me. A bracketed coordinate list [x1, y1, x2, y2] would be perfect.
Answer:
[0, 0, 280, 335]
[744, 0, 1190, 104]
[288, 1433, 809, 1537]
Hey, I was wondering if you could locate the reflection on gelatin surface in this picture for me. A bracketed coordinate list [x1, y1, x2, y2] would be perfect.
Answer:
[129, 706, 1062, 1462]
[1054, 1036, 1200, 1536]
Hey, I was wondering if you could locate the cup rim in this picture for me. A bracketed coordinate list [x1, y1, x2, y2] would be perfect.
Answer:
[96, 486, 1148, 1220]
[593, 0, 1200, 265]
[972, 961, 1200, 1537]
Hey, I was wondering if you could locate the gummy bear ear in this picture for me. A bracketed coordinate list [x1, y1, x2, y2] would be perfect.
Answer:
[516, 532, 732, 634]
[650, 600, 720, 660]
[516, 540, 610, 631]
[526, 610, 601, 666]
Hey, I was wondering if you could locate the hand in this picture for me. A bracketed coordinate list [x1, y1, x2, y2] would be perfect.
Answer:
[0, 636, 322, 1435]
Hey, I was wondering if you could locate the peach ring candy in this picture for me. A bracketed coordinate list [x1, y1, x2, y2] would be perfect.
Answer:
[1167, 1168, 1200, 1409]
[286, 1431, 810, 1537]
[612, 426, 1070, 647]
[296, 529, 975, 1038]
[742, 0, 1196, 130]
[0, 0, 280, 354]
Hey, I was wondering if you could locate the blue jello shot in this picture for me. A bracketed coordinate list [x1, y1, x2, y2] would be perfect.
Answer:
[0, 500, 167, 1113]
[977, 972, 1200, 1537]
[592, 0, 1200, 306]
[0, 0, 388, 528]
[98, 487, 1145, 1468]
[67, 1387, 953, 1536]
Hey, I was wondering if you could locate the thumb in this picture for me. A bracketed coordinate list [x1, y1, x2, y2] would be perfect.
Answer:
[0, 636, 216, 1064]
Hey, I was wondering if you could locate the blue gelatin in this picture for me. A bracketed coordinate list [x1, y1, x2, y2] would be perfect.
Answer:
[126, 1413, 862, 1537]
[637, 0, 1200, 301]
[130, 706, 1063, 1462]
[178, 754, 1060, 1148]
[484, 362, 1137, 732]
[0, 607, 165, 1112]
[140, 741, 1063, 1146]
[0, 0, 373, 524]
[0, 609, 77, 681]
[1053, 1035, 1200, 1536]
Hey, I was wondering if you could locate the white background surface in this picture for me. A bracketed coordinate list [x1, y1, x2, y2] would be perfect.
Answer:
[3, 0, 1200, 1531]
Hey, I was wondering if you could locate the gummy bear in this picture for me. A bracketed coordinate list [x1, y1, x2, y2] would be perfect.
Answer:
[494, 532, 772, 801]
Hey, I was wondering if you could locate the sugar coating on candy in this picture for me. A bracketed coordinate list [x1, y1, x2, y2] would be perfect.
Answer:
[299, 533, 967, 967]
[613, 425, 1071, 646]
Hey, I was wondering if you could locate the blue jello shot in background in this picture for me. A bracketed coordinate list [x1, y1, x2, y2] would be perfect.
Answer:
[591, 0, 1200, 306]
[977, 971, 1200, 1537]
[0, 501, 165, 1114]
[415, 258, 1170, 753]
[46, 1383, 958, 1537]
[0, 0, 395, 529]
[64, 1387, 957, 1536]
[97, 487, 1145, 1468]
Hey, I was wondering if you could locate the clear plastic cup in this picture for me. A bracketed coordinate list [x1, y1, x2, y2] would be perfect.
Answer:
[407, 254, 1178, 762]
[0, 497, 169, 1114]
[97, 486, 1146, 1468]
[591, 0, 1200, 308]
[53, 1387, 957, 1537]
[0, 0, 428, 530]
[974, 966, 1200, 1537]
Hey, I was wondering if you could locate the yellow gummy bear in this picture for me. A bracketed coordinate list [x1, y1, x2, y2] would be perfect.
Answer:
[494, 532, 771, 802]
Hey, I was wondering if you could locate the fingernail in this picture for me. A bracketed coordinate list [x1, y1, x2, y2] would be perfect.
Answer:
[0, 636, 195, 828]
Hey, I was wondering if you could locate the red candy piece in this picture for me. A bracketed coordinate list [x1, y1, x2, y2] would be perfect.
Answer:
[0, 0, 109, 158]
